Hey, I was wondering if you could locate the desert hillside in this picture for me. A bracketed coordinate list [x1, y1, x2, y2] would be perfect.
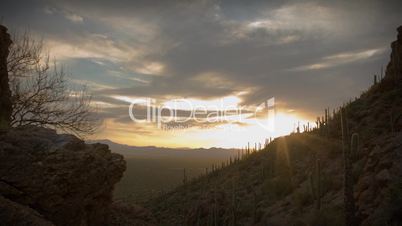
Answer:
[144, 26, 402, 226]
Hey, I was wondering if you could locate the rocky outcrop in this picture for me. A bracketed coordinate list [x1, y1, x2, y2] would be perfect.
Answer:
[0, 25, 12, 129]
[385, 26, 402, 82]
[0, 126, 126, 225]
[355, 133, 402, 226]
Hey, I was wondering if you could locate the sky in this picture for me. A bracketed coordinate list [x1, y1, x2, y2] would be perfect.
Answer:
[1, 0, 402, 148]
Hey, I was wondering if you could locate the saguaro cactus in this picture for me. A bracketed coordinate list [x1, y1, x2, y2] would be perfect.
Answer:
[260, 164, 265, 181]
[325, 108, 330, 137]
[213, 187, 218, 226]
[315, 158, 321, 210]
[341, 108, 356, 226]
[231, 180, 237, 226]
[351, 133, 359, 161]
[183, 168, 187, 184]
[252, 189, 257, 224]
[309, 158, 321, 210]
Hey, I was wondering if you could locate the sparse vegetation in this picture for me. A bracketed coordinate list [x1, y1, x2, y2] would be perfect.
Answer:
[140, 27, 402, 225]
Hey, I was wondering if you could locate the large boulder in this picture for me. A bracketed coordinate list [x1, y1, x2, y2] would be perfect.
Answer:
[0, 126, 126, 225]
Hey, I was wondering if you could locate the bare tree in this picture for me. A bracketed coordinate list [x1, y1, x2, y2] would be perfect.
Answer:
[8, 31, 99, 137]
[7, 31, 42, 78]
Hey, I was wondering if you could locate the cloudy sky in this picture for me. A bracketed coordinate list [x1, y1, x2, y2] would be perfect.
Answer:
[1, 0, 402, 148]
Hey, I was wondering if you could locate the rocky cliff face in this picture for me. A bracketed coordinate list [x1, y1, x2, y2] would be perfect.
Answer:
[0, 126, 126, 225]
[385, 26, 402, 82]
[355, 133, 402, 226]
[0, 25, 12, 129]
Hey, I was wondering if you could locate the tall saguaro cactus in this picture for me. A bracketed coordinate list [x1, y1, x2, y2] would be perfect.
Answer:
[309, 158, 322, 210]
[325, 108, 330, 137]
[183, 168, 187, 185]
[231, 179, 237, 226]
[252, 189, 257, 224]
[0, 25, 12, 130]
[341, 108, 356, 226]
[351, 133, 359, 161]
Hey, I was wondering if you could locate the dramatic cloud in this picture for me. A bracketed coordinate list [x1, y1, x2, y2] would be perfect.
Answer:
[1, 0, 402, 147]
[291, 48, 386, 71]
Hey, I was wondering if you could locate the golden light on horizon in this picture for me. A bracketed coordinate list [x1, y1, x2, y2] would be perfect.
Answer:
[92, 109, 314, 149]
[90, 94, 317, 149]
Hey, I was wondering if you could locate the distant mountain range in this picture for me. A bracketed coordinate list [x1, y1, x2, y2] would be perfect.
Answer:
[87, 139, 239, 160]
[88, 139, 242, 203]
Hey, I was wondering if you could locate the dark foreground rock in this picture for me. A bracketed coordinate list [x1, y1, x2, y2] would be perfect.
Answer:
[0, 195, 54, 226]
[0, 126, 126, 225]
[0, 24, 12, 129]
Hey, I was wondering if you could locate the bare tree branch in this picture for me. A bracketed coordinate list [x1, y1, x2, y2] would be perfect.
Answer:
[8, 31, 99, 137]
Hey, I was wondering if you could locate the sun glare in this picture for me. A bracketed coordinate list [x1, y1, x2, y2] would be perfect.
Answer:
[93, 103, 315, 149]
[159, 110, 313, 149]
[202, 111, 314, 148]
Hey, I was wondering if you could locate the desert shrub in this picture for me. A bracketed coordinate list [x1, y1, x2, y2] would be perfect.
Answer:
[293, 188, 313, 211]
[262, 177, 294, 199]
[306, 207, 344, 226]
[277, 179, 291, 198]
[321, 171, 342, 194]
[352, 158, 366, 182]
